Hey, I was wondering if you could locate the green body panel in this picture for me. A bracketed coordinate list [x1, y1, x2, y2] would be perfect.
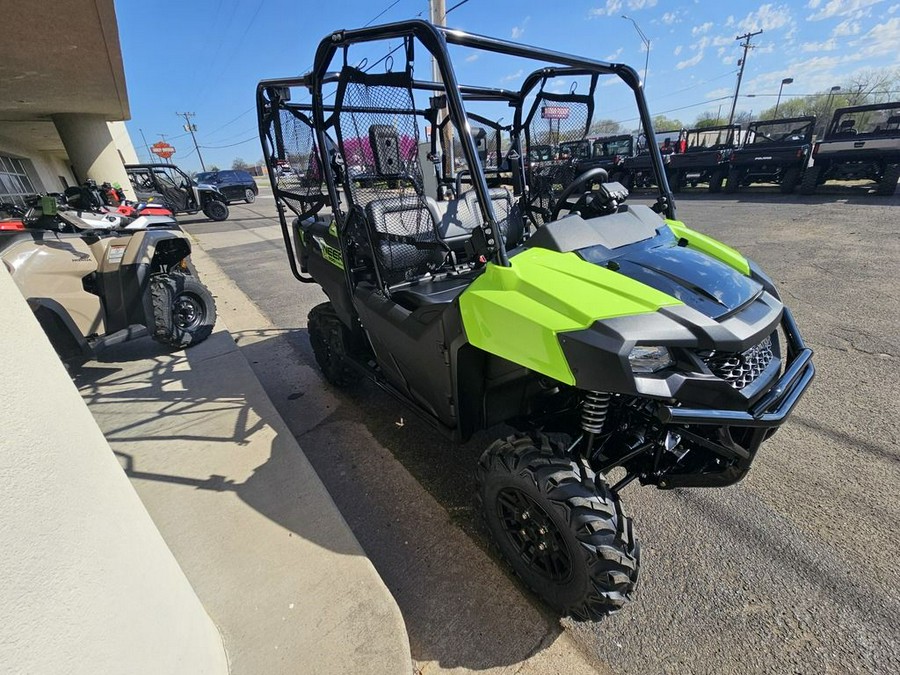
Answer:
[458, 247, 684, 384]
[666, 220, 750, 276]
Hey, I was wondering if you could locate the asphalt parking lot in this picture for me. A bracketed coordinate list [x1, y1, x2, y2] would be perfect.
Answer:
[182, 181, 899, 674]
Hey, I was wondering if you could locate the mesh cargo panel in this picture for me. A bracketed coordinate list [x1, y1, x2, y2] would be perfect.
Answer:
[274, 108, 325, 214]
[525, 94, 592, 223]
[334, 68, 444, 284]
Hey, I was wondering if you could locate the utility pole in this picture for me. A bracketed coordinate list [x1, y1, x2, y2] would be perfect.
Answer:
[176, 112, 206, 171]
[727, 30, 763, 126]
[139, 128, 152, 162]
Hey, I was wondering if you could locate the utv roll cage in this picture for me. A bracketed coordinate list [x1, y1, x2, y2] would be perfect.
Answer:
[256, 19, 675, 285]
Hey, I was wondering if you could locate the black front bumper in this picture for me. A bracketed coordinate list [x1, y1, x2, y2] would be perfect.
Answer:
[656, 308, 814, 428]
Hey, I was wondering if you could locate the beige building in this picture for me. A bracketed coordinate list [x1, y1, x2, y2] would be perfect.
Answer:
[0, 0, 139, 205]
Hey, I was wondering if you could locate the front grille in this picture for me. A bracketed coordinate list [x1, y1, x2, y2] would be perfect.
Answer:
[698, 335, 775, 389]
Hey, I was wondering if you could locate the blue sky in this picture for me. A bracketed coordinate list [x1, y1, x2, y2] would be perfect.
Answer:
[117, 0, 900, 171]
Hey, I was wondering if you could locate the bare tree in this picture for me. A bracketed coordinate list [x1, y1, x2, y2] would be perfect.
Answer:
[232, 157, 249, 171]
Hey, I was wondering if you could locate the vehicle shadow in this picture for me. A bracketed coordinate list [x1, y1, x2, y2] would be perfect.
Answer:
[74, 329, 583, 671]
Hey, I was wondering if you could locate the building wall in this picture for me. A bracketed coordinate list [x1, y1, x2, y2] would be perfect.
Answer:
[0, 126, 76, 194]
[0, 268, 228, 675]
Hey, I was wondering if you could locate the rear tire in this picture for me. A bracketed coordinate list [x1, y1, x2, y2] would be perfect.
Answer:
[150, 273, 217, 348]
[308, 302, 363, 388]
[477, 432, 640, 621]
[724, 167, 741, 193]
[708, 169, 725, 193]
[875, 163, 900, 196]
[244, 188, 257, 204]
[668, 169, 683, 193]
[202, 199, 229, 221]
[799, 165, 821, 195]
[780, 166, 801, 194]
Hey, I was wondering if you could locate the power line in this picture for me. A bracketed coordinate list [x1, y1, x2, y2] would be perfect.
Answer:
[201, 135, 258, 149]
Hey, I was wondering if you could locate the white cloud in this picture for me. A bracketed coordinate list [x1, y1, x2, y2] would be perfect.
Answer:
[674, 45, 683, 56]
[706, 87, 732, 99]
[860, 16, 900, 56]
[832, 19, 861, 36]
[692, 22, 713, 35]
[627, 0, 658, 8]
[465, 53, 479, 63]
[801, 38, 838, 51]
[676, 36, 709, 69]
[711, 35, 733, 47]
[808, 0, 884, 21]
[590, 0, 622, 17]
[890, 4, 900, 13]
[807, 0, 821, 8]
[661, 11, 677, 24]
[511, 17, 530, 39]
[736, 4, 794, 32]
[725, 15, 735, 27]
[501, 69, 524, 83]
[605, 47, 624, 60]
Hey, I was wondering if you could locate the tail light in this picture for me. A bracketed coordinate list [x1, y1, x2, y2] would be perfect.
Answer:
[812, 143, 820, 157]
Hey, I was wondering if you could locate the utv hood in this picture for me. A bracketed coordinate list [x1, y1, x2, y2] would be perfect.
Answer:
[578, 234, 762, 319]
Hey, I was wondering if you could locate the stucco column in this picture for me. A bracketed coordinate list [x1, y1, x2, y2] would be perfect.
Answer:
[0, 268, 228, 674]
[53, 113, 136, 199]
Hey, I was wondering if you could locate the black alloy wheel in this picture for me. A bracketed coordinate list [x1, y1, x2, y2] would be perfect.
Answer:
[477, 432, 640, 621]
[244, 188, 257, 204]
[150, 273, 217, 348]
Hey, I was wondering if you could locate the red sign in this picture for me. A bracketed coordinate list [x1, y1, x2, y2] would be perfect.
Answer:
[150, 142, 175, 159]
[541, 106, 570, 120]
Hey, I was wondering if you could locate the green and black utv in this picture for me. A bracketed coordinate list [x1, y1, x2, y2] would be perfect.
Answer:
[257, 20, 815, 620]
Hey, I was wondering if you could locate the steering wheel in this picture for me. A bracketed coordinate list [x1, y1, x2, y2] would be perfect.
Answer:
[550, 167, 610, 221]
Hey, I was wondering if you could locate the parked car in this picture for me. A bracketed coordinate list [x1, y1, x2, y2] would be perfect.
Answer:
[668, 124, 741, 192]
[194, 169, 259, 204]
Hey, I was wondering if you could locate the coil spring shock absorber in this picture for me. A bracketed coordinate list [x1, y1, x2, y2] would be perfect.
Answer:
[581, 391, 611, 456]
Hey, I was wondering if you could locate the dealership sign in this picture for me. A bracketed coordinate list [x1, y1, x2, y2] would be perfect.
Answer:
[541, 106, 570, 120]
[150, 142, 175, 159]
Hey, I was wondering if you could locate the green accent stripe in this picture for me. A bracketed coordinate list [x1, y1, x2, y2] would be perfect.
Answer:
[666, 220, 750, 276]
[459, 247, 683, 384]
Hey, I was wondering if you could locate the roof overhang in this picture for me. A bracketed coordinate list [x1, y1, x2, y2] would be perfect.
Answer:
[0, 0, 130, 123]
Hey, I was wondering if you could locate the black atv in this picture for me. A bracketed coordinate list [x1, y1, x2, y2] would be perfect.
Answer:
[725, 116, 816, 194]
[125, 163, 231, 221]
[668, 123, 740, 193]
[800, 102, 900, 196]
[257, 20, 814, 621]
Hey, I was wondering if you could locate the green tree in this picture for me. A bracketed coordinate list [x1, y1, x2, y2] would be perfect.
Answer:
[651, 114, 684, 131]
[589, 119, 624, 136]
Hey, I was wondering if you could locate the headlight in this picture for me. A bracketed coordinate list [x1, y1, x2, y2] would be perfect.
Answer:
[628, 346, 674, 373]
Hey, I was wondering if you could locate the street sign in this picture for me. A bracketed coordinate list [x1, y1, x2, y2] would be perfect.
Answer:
[541, 106, 570, 120]
[150, 142, 175, 159]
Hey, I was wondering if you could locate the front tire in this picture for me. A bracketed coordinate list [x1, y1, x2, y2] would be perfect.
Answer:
[202, 199, 229, 221]
[724, 167, 742, 193]
[708, 168, 725, 193]
[799, 165, 821, 195]
[780, 166, 801, 194]
[244, 188, 257, 204]
[477, 433, 640, 620]
[150, 273, 217, 348]
[307, 302, 363, 388]
[875, 163, 900, 196]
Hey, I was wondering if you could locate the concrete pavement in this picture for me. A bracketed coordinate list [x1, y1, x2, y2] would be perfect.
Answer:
[75, 278, 412, 674]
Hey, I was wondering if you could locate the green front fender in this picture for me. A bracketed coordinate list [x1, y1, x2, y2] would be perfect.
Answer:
[458, 247, 683, 384]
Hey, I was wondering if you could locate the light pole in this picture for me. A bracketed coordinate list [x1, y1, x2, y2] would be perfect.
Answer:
[774, 77, 793, 117]
[621, 15, 650, 89]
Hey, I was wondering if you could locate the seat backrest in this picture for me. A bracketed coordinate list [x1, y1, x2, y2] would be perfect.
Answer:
[463, 187, 525, 249]
[365, 195, 445, 284]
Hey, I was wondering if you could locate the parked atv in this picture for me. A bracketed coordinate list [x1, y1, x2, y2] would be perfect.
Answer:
[1, 197, 216, 364]
[725, 116, 816, 194]
[257, 20, 814, 621]
[125, 163, 230, 221]
[800, 102, 900, 196]
[668, 123, 740, 192]
[619, 128, 686, 190]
